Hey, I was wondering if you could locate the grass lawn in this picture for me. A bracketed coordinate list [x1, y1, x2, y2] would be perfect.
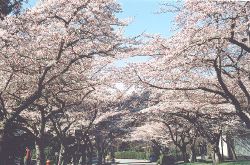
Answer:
[181, 160, 250, 165]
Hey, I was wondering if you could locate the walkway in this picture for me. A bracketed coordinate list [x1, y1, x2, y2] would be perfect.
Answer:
[115, 159, 157, 165]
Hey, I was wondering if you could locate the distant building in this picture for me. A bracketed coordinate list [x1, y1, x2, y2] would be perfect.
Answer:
[219, 133, 250, 160]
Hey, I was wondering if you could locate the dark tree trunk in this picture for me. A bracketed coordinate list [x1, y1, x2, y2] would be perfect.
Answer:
[0, 130, 8, 165]
[64, 147, 72, 165]
[181, 146, 189, 163]
[226, 135, 237, 160]
[81, 136, 89, 165]
[73, 143, 81, 165]
[190, 144, 197, 162]
[229, 145, 237, 161]
[0, 0, 9, 19]
[95, 136, 104, 165]
[58, 144, 66, 165]
[81, 145, 86, 165]
[35, 140, 46, 165]
[236, 106, 250, 129]
[82, 134, 93, 165]
[103, 148, 108, 164]
[96, 142, 106, 165]
[212, 144, 222, 165]
[97, 149, 103, 165]
[20, 146, 25, 165]
[110, 145, 115, 162]
[0, 124, 13, 165]
[87, 137, 93, 165]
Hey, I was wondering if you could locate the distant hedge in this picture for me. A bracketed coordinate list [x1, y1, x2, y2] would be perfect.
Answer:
[115, 151, 150, 160]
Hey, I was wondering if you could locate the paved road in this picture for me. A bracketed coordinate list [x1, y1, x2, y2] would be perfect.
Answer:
[115, 159, 157, 165]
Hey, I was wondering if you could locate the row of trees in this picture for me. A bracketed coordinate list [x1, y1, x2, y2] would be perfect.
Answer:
[120, 1, 250, 165]
[0, 1, 249, 165]
[129, 97, 243, 164]
[0, 0, 137, 164]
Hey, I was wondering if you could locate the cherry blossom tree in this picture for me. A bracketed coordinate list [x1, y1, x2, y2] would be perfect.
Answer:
[50, 103, 97, 165]
[124, 2, 250, 161]
[0, 0, 132, 163]
[138, 92, 244, 164]
[131, 105, 197, 163]
[45, 81, 135, 165]
[133, 0, 250, 129]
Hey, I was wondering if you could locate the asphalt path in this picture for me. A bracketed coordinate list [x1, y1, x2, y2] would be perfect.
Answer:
[115, 159, 157, 165]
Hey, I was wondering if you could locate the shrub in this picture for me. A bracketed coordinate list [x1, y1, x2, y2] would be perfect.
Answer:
[115, 151, 150, 160]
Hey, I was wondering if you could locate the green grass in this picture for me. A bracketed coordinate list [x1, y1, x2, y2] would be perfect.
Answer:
[181, 160, 250, 165]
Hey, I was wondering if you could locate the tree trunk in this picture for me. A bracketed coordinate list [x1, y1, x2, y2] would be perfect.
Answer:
[35, 140, 46, 165]
[0, 0, 9, 19]
[20, 146, 25, 165]
[229, 144, 237, 161]
[95, 136, 104, 165]
[0, 130, 8, 165]
[103, 149, 108, 164]
[81, 137, 88, 165]
[110, 145, 115, 163]
[181, 146, 189, 163]
[58, 144, 66, 165]
[87, 137, 93, 165]
[190, 145, 197, 162]
[81, 150, 86, 165]
[97, 149, 103, 165]
[73, 142, 82, 165]
[212, 145, 222, 165]
[226, 135, 237, 160]
[73, 152, 81, 165]
[236, 109, 250, 129]
[97, 143, 105, 165]
[64, 147, 72, 165]
[0, 123, 11, 165]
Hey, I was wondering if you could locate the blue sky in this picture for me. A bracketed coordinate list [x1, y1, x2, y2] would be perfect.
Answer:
[116, 0, 176, 66]
[24, 0, 176, 66]
[24, 0, 36, 8]
[25, 0, 175, 37]
[118, 0, 175, 37]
